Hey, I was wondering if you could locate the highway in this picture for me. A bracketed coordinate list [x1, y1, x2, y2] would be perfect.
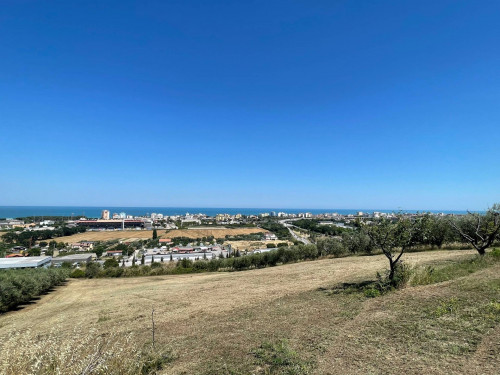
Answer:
[279, 220, 311, 244]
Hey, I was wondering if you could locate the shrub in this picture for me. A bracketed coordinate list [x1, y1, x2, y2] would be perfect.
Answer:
[388, 261, 412, 288]
[102, 267, 124, 278]
[177, 258, 193, 269]
[104, 258, 119, 269]
[85, 262, 101, 278]
[363, 288, 381, 298]
[150, 262, 163, 269]
[70, 269, 85, 278]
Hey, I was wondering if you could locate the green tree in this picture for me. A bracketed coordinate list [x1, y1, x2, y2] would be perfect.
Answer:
[2, 232, 18, 244]
[316, 237, 346, 257]
[341, 231, 373, 254]
[28, 248, 41, 256]
[141, 254, 145, 265]
[364, 217, 415, 285]
[449, 204, 500, 255]
[104, 258, 119, 269]
[85, 262, 101, 278]
[152, 229, 158, 240]
[132, 257, 136, 266]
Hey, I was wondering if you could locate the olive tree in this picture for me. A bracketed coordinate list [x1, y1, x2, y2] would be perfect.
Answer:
[449, 204, 500, 256]
[364, 217, 415, 284]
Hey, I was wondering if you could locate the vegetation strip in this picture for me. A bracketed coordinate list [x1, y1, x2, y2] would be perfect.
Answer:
[0, 268, 69, 313]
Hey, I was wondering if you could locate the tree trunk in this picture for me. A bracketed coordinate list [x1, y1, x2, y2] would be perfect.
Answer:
[388, 260, 395, 282]
[477, 247, 486, 256]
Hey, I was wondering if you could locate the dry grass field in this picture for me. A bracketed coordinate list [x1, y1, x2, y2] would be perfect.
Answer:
[226, 239, 292, 251]
[1, 249, 498, 374]
[46, 227, 266, 243]
[165, 227, 265, 239]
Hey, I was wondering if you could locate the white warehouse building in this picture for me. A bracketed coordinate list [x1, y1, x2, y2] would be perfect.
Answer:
[0, 256, 52, 269]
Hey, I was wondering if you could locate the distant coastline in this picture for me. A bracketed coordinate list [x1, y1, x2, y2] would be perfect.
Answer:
[0, 206, 470, 219]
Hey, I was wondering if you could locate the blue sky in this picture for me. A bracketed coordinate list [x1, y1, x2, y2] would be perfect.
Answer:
[1, 0, 499, 210]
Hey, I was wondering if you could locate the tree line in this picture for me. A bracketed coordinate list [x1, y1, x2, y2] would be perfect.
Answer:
[0, 268, 70, 313]
[259, 220, 292, 240]
[2, 226, 86, 248]
[69, 244, 321, 279]
[293, 219, 349, 236]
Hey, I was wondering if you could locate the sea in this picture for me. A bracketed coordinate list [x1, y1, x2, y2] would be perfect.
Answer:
[0, 206, 468, 219]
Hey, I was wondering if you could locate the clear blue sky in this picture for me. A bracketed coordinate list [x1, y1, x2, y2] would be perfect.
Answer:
[1, 1, 499, 210]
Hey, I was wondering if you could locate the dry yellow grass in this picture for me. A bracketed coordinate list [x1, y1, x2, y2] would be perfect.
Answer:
[226, 239, 292, 251]
[163, 227, 265, 239]
[2, 249, 496, 375]
[44, 227, 265, 243]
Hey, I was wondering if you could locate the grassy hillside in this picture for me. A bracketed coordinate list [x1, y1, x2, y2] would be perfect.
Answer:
[0, 249, 498, 374]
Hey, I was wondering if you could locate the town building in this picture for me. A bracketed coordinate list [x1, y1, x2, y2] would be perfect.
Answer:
[0, 219, 25, 229]
[0, 256, 52, 269]
[106, 250, 123, 257]
[263, 232, 278, 241]
[101, 210, 110, 220]
[70, 241, 95, 251]
[52, 254, 96, 265]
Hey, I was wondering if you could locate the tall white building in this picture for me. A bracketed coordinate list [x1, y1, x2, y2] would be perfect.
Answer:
[101, 210, 110, 220]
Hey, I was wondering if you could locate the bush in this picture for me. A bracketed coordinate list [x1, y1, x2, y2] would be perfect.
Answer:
[85, 262, 101, 278]
[102, 267, 124, 278]
[104, 258, 119, 269]
[70, 269, 85, 278]
[177, 258, 193, 269]
[75, 244, 324, 279]
[389, 261, 412, 288]
[363, 288, 381, 298]
[150, 262, 163, 269]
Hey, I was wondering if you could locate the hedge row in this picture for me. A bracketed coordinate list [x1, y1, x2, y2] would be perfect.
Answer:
[0, 268, 70, 313]
[73, 244, 325, 278]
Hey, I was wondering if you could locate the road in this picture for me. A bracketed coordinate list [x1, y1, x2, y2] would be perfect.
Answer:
[279, 220, 311, 244]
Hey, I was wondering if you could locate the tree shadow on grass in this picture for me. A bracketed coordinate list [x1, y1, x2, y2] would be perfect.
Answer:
[318, 279, 388, 298]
